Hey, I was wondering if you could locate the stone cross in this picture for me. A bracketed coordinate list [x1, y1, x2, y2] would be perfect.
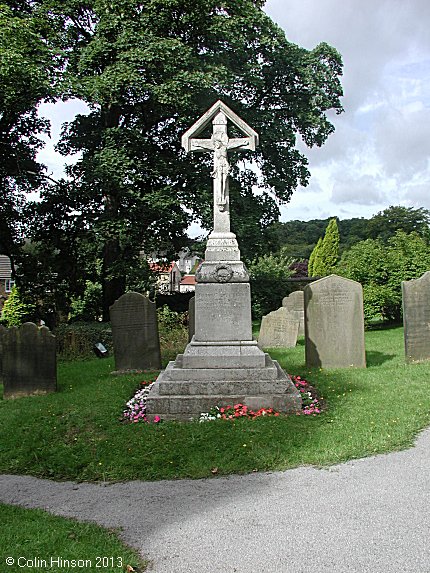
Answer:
[182, 101, 258, 234]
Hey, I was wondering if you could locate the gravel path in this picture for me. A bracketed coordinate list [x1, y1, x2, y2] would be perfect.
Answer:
[1, 428, 430, 573]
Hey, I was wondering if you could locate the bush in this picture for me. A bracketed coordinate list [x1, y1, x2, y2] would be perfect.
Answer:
[54, 322, 113, 360]
[69, 281, 103, 322]
[337, 231, 430, 323]
[248, 253, 293, 319]
[1, 286, 35, 327]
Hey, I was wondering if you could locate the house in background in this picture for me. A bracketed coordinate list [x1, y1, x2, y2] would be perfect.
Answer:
[179, 274, 196, 293]
[149, 262, 181, 294]
[0, 255, 14, 311]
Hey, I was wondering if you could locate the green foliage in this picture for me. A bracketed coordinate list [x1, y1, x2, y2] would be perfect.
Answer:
[69, 281, 103, 322]
[0, 3, 57, 266]
[1, 286, 35, 327]
[248, 253, 293, 319]
[54, 322, 112, 361]
[309, 218, 339, 277]
[157, 305, 183, 330]
[337, 231, 430, 323]
[308, 236, 323, 277]
[27, 0, 343, 318]
[368, 205, 430, 242]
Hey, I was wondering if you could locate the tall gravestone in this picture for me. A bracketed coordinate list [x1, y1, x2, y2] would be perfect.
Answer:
[146, 101, 301, 420]
[110, 292, 161, 372]
[402, 271, 430, 362]
[304, 275, 366, 368]
[258, 307, 299, 349]
[2, 322, 57, 399]
[282, 290, 305, 336]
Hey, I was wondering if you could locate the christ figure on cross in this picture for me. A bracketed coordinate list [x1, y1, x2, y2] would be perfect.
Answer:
[191, 111, 250, 212]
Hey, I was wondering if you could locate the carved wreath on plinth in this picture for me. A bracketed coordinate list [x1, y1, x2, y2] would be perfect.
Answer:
[212, 264, 234, 283]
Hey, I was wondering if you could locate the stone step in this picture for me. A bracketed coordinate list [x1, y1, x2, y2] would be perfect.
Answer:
[158, 378, 290, 396]
[165, 364, 279, 383]
[146, 392, 299, 420]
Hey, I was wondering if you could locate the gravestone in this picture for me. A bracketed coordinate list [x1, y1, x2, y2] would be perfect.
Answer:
[0, 325, 6, 383]
[282, 290, 305, 336]
[304, 275, 366, 368]
[402, 271, 430, 362]
[2, 322, 57, 399]
[188, 296, 195, 342]
[146, 101, 301, 420]
[258, 307, 299, 348]
[110, 292, 161, 372]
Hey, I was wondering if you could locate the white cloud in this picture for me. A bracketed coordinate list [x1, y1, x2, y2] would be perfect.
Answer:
[263, 0, 430, 222]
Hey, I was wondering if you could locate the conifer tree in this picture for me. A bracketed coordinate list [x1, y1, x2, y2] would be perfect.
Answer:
[308, 237, 323, 277]
[313, 218, 340, 276]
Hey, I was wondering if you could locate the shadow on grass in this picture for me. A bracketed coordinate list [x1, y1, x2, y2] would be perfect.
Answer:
[366, 350, 397, 367]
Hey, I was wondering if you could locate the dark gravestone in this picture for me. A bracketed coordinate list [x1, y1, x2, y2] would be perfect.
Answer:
[282, 290, 305, 336]
[0, 325, 7, 383]
[402, 271, 430, 362]
[188, 296, 195, 342]
[110, 292, 161, 372]
[304, 274, 366, 368]
[2, 322, 57, 399]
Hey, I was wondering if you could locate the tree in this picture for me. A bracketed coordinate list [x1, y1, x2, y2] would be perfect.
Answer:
[337, 231, 430, 323]
[367, 206, 430, 242]
[0, 4, 57, 270]
[308, 236, 322, 277]
[31, 0, 343, 319]
[248, 252, 294, 319]
[307, 218, 339, 277]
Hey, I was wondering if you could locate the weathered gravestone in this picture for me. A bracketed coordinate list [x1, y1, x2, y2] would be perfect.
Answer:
[282, 290, 305, 336]
[188, 296, 195, 342]
[2, 322, 57, 399]
[258, 307, 299, 349]
[304, 275, 366, 368]
[110, 292, 161, 372]
[145, 101, 301, 420]
[402, 271, 430, 362]
[0, 325, 7, 383]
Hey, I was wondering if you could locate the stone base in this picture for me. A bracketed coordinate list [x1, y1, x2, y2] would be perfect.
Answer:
[145, 342, 302, 421]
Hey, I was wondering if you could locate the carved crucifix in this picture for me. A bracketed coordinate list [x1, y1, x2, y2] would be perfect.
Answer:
[182, 101, 259, 235]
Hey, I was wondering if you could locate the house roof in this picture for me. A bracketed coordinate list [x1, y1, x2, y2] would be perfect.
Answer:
[149, 262, 177, 273]
[0, 256, 12, 279]
[180, 275, 196, 286]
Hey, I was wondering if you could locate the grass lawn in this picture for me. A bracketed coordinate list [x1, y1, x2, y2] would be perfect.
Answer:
[0, 503, 146, 573]
[0, 325, 429, 482]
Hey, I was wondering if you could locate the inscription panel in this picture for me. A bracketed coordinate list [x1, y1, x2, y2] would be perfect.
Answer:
[194, 283, 252, 342]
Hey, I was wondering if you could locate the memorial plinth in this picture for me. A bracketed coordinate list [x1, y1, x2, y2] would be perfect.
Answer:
[145, 101, 301, 420]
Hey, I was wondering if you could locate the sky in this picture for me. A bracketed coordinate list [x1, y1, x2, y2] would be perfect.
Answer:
[264, 0, 430, 222]
[37, 0, 430, 225]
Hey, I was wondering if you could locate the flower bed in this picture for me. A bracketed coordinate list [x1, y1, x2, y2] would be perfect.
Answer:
[122, 375, 323, 424]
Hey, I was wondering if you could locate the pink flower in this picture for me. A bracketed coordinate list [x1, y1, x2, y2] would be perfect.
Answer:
[153, 416, 161, 423]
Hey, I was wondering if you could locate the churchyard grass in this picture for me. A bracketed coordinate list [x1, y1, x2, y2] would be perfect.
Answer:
[0, 503, 146, 572]
[0, 325, 429, 481]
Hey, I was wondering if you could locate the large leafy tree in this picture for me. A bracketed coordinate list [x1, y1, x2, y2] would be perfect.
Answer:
[0, 3, 58, 271]
[32, 0, 343, 319]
